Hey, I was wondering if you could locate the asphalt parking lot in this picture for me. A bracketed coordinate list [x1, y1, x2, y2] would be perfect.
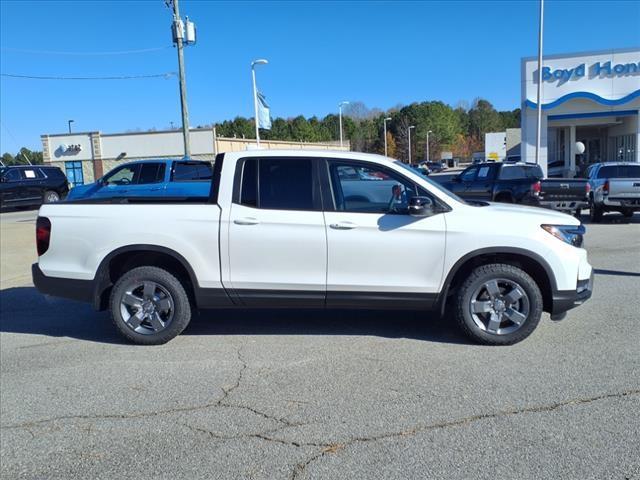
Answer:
[1, 208, 639, 479]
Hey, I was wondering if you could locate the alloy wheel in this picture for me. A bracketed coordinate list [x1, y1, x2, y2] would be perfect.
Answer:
[119, 281, 175, 335]
[469, 278, 530, 335]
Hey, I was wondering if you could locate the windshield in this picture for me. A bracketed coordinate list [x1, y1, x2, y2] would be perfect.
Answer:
[393, 160, 468, 204]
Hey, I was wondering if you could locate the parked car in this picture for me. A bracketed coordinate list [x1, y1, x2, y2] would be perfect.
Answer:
[434, 162, 542, 205]
[0, 165, 69, 210]
[434, 162, 589, 215]
[32, 150, 593, 346]
[66, 159, 212, 201]
[421, 161, 447, 173]
[586, 162, 640, 222]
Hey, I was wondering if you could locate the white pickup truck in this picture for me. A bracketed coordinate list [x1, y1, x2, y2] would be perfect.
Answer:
[32, 150, 594, 345]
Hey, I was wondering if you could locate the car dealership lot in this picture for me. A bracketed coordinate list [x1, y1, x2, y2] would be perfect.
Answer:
[1, 209, 639, 479]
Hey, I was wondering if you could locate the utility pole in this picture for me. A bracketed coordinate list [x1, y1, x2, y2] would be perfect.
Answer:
[408, 125, 415, 165]
[383, 117, 392, 157]
[339, 101, 349, 148]
[172, 0, 191, 158]
[68, 119, 74, 134]
[426, 130, 432, 163]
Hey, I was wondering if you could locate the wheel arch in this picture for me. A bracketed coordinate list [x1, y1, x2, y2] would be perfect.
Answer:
[93, 245, 199, 311]
[437, 247, 557, 316]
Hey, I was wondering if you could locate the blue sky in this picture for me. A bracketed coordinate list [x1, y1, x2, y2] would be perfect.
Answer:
[1, 0, 639, 151]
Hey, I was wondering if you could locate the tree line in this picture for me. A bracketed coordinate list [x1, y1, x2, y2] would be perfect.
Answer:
[2, 98, 519, 166]
[215, 98, 520, 162]
[1, 147, 43, 166]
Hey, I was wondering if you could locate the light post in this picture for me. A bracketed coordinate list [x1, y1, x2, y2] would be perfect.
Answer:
[535, 0, 544, 171]
[426, 130, 433, 163]
[68, 120, 74, 134]
[383, 117, 392, 157]
[251, 58, 268, 147]
[408, 125, 415, 165]
[338, 101, 349, 148]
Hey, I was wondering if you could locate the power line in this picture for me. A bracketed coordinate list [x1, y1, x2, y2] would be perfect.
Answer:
[1, 46, 172, 56]
[1, 72, 177, 81]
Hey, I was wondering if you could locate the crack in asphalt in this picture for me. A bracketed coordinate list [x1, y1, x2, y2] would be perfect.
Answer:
[288, 388, 640, 480]
[1, 346, 295, 431]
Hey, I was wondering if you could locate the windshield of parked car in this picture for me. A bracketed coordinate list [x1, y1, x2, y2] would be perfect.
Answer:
[393, 160, 469, 205]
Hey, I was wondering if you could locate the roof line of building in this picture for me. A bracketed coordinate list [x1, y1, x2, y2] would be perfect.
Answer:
[521, 46, 640, 62]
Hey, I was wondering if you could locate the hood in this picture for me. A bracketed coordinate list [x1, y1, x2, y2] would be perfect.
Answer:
[66, 182, 101, 200]
[474, 202, 581, 226]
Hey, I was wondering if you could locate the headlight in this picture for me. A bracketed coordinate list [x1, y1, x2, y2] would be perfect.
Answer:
[541, 224, 585, 248]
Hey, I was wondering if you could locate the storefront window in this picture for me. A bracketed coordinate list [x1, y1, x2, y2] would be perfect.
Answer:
[65, 161, 84, 186]
[608, 135, 636, 162]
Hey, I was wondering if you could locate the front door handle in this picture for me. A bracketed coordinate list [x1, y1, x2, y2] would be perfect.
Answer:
[234, 217, 260, 225]
[330, 221, 357, 230]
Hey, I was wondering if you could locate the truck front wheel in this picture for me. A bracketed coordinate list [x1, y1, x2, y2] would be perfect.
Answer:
[454, 264, 543, 345]
[110, 266, 192, 345]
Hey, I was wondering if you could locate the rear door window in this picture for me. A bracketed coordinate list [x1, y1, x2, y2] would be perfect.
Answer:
[173, 162, 213, 181]
[237, 157, 318, 211]
[137, 163, 166, 184]
[20, 169, 44, 180]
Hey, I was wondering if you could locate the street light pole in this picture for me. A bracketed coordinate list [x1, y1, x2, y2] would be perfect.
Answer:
[68, 120, 74, 134]
[339, 101, 349, 148]
[172, 0, 191, 159]
[535, 0, 544, 170]
[408, 125, 415, 165]
[383, 117, 392, 157]
[426, 130, 432, 162]
[251, 59, 268, 147]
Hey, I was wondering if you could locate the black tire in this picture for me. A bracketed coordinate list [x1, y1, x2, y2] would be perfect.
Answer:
[43, 190, 60, 204]
[495, 194, 513, 204]
[110, 266, 192, 345]
[454, 263, 543, 345]
[622, 209, 634, 218]
[589, 203, 603, 223]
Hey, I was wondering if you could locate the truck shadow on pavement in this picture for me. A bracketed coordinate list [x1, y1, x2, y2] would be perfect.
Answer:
[0, 286, 469, 345]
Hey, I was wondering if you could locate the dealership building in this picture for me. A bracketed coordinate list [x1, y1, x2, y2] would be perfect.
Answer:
[40, 128, 347, 186]
[521, 47, 639, 177]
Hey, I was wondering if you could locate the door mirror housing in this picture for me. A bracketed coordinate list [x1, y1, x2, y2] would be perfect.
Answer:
[451, 175, 461, 183]
[408, 196, 434, 217]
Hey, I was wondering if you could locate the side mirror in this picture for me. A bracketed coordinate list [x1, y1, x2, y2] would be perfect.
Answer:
[451, 175, 461, 183]
[0, 176, 6, 183]
[408, 196, 434, 217]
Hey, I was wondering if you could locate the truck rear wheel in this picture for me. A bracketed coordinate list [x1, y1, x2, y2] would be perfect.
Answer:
[454, 263, 542, 345]
[589, 204, 603, 222]
[109, 266, 192, 345]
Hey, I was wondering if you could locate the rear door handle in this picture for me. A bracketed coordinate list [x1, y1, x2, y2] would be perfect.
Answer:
[330, 221, 357, 230]
[234, 217, 260, 225]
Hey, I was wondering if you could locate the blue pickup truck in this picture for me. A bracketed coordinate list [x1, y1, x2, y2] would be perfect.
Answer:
[67, 159, 212, 200]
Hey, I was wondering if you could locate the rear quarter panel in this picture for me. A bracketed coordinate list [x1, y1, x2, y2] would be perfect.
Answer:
[37, 203, 222, 288]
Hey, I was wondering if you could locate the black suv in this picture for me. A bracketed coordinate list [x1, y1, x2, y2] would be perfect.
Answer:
[0, 165, 70, 210]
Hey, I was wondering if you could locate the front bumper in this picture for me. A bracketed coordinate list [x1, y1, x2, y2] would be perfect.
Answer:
[551, 271, 594, 315]
[32, 263, 95, 304]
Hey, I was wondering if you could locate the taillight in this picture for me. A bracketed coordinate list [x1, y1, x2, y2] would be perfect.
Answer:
[585, 182, 591, 194]
[603, 180, 609, 195]
[36, 216, 51, 256]
[531, 181, 541, 195]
